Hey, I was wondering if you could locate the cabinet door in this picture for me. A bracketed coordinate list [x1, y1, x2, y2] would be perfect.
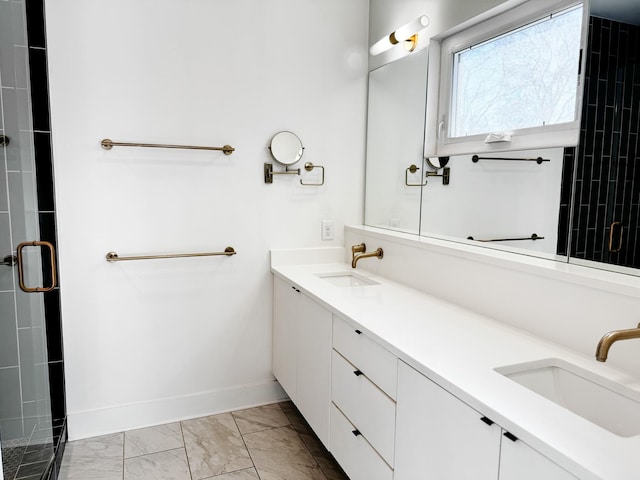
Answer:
[296, 293, 332, 447]
[272, 277, 299, 402]
[395, 361, 501, 480]
[500, 434, 578, 480]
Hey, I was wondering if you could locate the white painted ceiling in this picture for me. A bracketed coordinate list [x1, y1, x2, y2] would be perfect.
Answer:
[591, 0, 640, 26]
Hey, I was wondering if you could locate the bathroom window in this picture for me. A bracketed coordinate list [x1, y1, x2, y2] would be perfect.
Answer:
[434, 0, 586, 155]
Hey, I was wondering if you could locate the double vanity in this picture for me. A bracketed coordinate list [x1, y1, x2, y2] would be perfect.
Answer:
[271, 246, 640, 480]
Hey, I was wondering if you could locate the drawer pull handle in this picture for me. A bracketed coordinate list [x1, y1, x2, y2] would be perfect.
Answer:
[480, 416, 494, 426]
[503, 431, 518, 442]
[352, 429, 361, 437]
[355, 329, 362, 334]
[353, 370, 364, 376]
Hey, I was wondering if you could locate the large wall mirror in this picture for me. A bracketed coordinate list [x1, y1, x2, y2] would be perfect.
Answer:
[364, 0, 640, 275]
[365, 48, 428, 235]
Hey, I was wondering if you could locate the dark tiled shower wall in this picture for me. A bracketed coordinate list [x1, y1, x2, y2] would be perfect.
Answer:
[26, 0, 67, 478]
[558, 17, 640, 267]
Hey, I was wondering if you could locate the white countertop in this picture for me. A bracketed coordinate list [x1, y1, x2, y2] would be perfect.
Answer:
[271, 259, 640, 480]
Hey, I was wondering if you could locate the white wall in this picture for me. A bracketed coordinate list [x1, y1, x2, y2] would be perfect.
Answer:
[45, 0, 369, 440]
[346, 227, 640, 376]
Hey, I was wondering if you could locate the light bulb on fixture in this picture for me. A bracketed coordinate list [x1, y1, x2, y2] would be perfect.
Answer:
[369, 15, 430, 56]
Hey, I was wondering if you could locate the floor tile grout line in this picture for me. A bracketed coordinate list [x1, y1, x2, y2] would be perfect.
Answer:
[237, 402, 328, 480]
[278, 402, 334, 480]
[123, 446, 189, 461]
[120, 431, 124, 480]
[231, 408, 262, 480]
[289, 424, 328, 478]
[178, 422, 194, 480]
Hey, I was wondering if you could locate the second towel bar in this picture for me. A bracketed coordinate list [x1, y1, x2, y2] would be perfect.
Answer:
[106, 247, 236, 263]
[101, 139, 235, 155]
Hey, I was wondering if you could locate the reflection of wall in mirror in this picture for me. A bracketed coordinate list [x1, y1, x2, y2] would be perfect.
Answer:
[365, 49, 428, 234]
[420, 148, 564, 256]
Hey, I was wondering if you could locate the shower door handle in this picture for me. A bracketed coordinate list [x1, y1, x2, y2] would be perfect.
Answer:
[608, 222, 624, 253]
[16, 241, 57, 292]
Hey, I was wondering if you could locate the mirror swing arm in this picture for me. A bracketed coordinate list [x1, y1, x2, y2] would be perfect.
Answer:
[264, 162, 325, 186]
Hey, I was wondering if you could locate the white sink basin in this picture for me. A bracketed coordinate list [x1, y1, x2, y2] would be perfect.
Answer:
[495, 358, 640, 437]
[316, 272, 379, 287]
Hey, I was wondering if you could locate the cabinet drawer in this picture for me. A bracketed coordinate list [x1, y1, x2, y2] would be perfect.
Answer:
[331, 350, 396, 465]
[333, 316, 398, 399]
[329, 404, 393, 480]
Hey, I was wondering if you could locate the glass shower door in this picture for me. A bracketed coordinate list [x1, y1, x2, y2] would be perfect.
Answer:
[1, 1, 56, 478]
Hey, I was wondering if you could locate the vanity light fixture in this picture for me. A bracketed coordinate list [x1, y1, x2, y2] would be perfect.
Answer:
[369, 15, 430, 56]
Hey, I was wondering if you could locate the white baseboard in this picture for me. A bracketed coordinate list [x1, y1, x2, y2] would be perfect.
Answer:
[67, 379, 288, 441]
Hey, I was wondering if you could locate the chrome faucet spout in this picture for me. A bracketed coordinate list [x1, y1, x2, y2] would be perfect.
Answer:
[351, 245, 383, 268]
[595, 322, 640, 362]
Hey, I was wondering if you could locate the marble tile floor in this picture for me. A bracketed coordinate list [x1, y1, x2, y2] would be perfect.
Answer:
[58, 402, 349, 480]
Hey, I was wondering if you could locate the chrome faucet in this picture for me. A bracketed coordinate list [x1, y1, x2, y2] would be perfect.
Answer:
[351, 243, 383, 269]
[595, 322, 640, 362]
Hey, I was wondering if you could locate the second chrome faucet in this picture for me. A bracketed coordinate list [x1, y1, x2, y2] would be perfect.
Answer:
[351, 243, 383, 268]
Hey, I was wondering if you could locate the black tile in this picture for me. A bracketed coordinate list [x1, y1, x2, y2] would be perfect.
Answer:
[578, 205, 589, 233]
[34, 131, 55, 211]
[585, 228, 597, 256]
[590, 18, 601, 54]
[28, 47, 51, 132]
[556, 205, 569, 256]
[44, 288, 63, 362]
[47, 361, 66, 421]
[598, 178, 609, 204]
[38, 212, 59, 288]
[25, 0, 46, 48]
[38, 212, 57, 247]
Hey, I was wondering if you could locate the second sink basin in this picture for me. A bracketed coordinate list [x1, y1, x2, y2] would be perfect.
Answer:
[495, 358, 640, 437]
[316, 272, 379, 287]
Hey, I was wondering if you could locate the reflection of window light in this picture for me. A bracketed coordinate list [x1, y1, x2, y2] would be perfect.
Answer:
[449, 4, 583, 139]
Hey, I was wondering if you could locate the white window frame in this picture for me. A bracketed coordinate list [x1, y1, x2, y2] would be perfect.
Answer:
[426, 0, 589, 157]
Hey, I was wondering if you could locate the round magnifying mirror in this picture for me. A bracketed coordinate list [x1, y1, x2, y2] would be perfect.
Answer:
[426, 156, 450, 170]
[269, 131, 304, 166]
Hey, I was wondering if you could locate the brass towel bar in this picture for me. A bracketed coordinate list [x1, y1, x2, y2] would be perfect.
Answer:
[467, 234, 544, 242]
[106, 247, 236, 263]
[101, 139, 235, 155]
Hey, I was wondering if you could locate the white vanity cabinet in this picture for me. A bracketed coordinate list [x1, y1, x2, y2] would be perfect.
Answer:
[272, 276, 332, 447]
[329, 315, 397, 480]
[395, 361, 578, 480]
[499, 434, 578, 480]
